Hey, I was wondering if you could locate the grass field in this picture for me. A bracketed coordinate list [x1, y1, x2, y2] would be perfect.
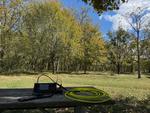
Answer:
[0, 72, 150, 100]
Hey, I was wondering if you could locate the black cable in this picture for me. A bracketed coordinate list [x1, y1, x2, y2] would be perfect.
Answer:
[18, 94, 54, 102]
[38, 74, 68, 91]
[37, 74, 56, 83]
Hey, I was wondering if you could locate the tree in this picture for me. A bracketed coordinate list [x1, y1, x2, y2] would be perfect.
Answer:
[120, 6, 150, 78]
[140, 38, 150, 73]
[141, 22, 150, 73]
[81, 23, 106, 74]
[75, 8, 106, 74]
[107, 28, 132, 74]
[82, 0, 126, 14]
[0, 0, 24, 72]
[18, 1, 83, 73]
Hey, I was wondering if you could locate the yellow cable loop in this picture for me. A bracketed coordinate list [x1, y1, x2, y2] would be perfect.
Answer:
[65, 87, 111, 103]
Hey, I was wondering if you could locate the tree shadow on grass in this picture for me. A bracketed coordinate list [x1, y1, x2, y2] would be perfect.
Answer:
[0, 71, 39, 76]
[0, 71, 56, 76]
[146, 76, 150, 79]
[69, 71, 108, 76]
[144, 73, 150, 79]
[88, 96, 150, 113]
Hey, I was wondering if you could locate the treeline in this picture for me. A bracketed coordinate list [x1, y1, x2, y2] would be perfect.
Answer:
[106, 28, 150, 74]
[0, 0, 150, 74]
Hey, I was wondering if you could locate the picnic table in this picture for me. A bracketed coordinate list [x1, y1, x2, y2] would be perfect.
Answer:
[0, 87, 113, 113]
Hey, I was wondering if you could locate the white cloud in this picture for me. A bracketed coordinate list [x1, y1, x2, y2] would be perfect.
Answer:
[100, 0, 150, 31]
[118, 0, 150, 14]
[102, 14, 131, 31]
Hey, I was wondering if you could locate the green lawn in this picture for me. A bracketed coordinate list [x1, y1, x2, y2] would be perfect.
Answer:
[0, 72, 150, 100]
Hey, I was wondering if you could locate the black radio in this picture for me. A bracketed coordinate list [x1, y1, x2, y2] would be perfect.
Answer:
[33, 75, 63, 96]
[18, 74, 66, 102]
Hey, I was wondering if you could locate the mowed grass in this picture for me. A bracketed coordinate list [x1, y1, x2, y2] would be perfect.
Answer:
[0, 72, 150, 100]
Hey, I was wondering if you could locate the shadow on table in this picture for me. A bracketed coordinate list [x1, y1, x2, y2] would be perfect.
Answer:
[2, 96, 150, 113]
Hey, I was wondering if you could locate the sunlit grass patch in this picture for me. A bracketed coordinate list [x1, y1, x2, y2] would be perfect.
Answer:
[0, 73, 149, 100]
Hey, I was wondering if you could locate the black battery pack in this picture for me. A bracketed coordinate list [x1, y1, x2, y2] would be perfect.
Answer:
[32, 75, 64, 96]
[33, 83, 57, 95]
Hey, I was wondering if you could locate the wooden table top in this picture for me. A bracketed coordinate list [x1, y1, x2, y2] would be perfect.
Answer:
[0, 87, 113, 110]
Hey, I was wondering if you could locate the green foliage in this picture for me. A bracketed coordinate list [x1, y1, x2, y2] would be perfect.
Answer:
[82, 0, 126, 14]
[80, 23, 106, 73]
[141, 27, 150, 73]
[107, 28, 134, 74]
[0, 3, 21, 72]
[0, 0, 106, 73]
[19, 1, 84, 72]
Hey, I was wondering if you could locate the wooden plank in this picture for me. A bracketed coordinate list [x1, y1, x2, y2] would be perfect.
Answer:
[0, 88, 85, 110]
[0, 87, 114, 110]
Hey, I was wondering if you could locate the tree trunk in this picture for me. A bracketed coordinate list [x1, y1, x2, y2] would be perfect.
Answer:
[117, 63, 120, 74]
[131, 62, 134, 73]
[83, 62, 87, 74]
[47, 61, 51, 70]
[56, 60, 60, 73]
[52, 60, 55, 74]
[148, 66, 150, 73]
[137, 30, 141, 78]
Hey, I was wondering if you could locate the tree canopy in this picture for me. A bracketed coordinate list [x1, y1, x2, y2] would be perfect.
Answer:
[82, 0, 126, 14]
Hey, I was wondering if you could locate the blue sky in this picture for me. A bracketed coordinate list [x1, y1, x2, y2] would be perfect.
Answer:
[60, 0, 112, 37]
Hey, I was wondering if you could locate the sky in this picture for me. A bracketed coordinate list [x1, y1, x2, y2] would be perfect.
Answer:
[60, 0, 150, 38]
